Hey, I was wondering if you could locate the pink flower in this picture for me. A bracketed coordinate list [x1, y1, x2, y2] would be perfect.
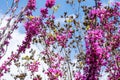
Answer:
[45, 0, 55, 8]
[24, 18, 40, 35]
[45, 68, 62, 80]
[27, 0, 36, 10]
[33, 78, 38, 80]
[74, 72, 81, 80]
[51, 15, 55, 19]
[0, 64, 8, 73]
[0, 73, 3, 78]
[45, 36, 55, 46]
[40, 8, 48, 17]
[74, 72, 85, 80]
[27, 61, 40, 72]
[116, 2, 120, 6]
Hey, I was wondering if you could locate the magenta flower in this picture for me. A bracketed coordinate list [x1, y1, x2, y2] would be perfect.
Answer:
[45, 37, 55, 46]
[45, 68, 62, 80]
[40, 8, 48, 17]
[84, 29, 108, 80]
[33, 78, 38, 80]
[45, 0, 55, 8]
[116, 2, 120, 6]
[56, 30, 72, 47]
[74, 72, 81, 80]
[24, 17, 40, 35]
[27, 0, 36, 10]
[27, 61, 40, 72]
[0, 64, 8, 73]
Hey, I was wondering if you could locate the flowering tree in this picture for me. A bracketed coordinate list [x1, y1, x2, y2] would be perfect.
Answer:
[0, 0, 120, 80]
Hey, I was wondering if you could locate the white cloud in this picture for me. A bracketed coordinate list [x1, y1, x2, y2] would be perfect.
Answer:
[55, 17, 65, 24]
[99, 72, 109, 80]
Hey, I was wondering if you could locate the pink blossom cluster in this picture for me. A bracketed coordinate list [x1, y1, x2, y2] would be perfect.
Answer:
[40, 8, 48, 18]
[24, 17, 40, 36]
[18, 18, 40, 53]
[0, 34, 11, 58]
[44, 30, 73, 47]
[0, 51, 20, 78]
[0, 63, 8, 77]
[25, 0, 36, 15]
[40, 0, 55, 18]
[45, 35, 55, 46]
[27, 0, 36, 10]
[106, 53, 120, 80]
[27, 61, 40, 72]
[56, 30, 73, 47]
[84, 1, 120, 80]
[45, 68, 62, 80]
[44, 53, 63, 80]
[45, 0, 55, 8]
[85, 29, 108, 80]
[89, 2, 120, 23]
[50, 53, 64, 68]
[74, 72, 85, 80]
